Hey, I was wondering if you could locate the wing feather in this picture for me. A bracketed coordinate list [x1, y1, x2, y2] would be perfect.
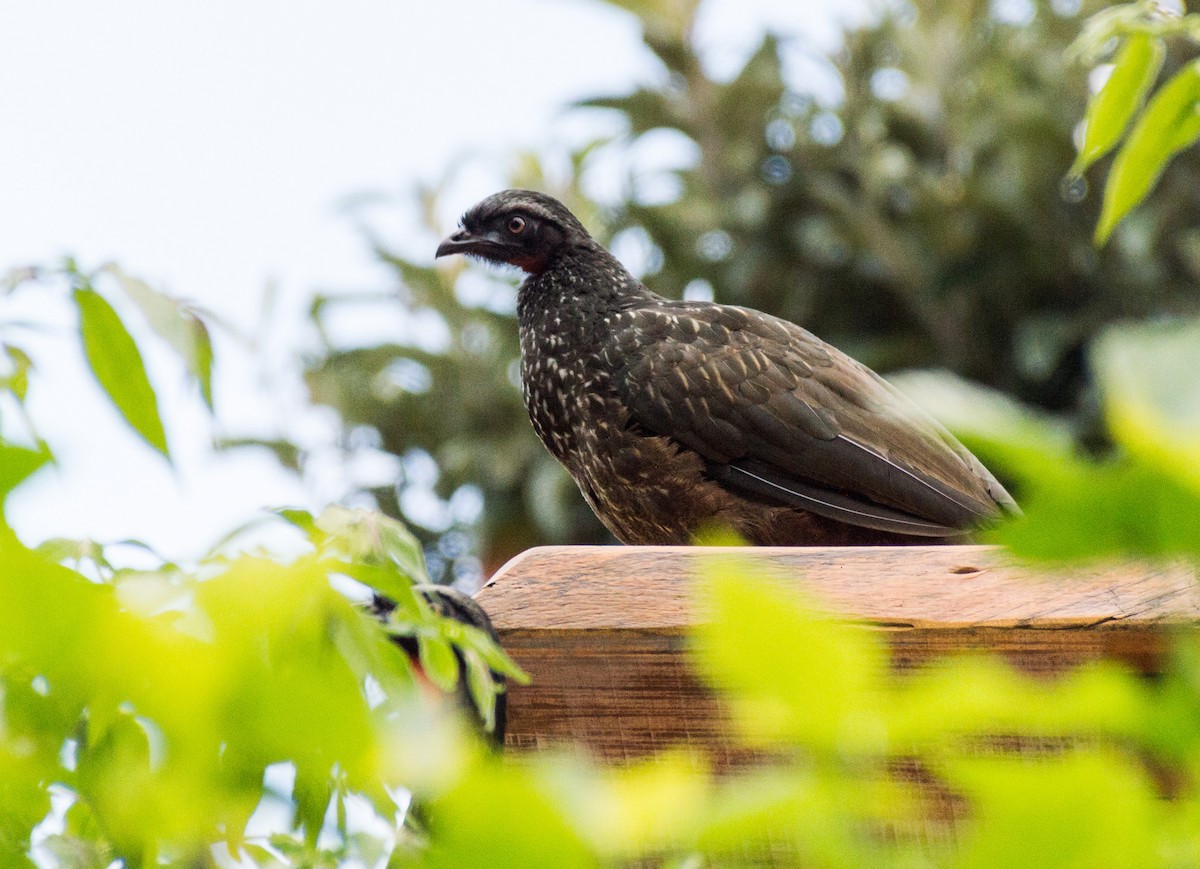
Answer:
[609, 301, 1015, 533]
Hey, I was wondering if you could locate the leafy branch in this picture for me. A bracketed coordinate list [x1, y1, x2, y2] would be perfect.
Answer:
[2, 260, 215, 460]
[1071, 1, 1200, 243]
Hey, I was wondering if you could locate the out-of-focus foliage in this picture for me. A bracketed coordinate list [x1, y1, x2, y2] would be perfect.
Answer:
[3, 265, 1200, 865]
[0, 262, 526, 866]
[296, 0, 1200, 572]
[2, 260, 214, 461]
[898, 318, 1200, 564]
[1069, 1, 1200, 243]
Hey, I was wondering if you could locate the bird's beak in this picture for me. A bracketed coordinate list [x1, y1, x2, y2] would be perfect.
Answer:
[436, 227, 508, 260]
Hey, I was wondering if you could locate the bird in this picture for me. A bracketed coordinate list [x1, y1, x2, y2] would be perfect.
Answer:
[436, 189, 1017, 546]
[374, 585, 507, 747]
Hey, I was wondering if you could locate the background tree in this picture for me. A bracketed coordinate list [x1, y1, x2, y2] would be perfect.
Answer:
[298, 0, 1200, 579]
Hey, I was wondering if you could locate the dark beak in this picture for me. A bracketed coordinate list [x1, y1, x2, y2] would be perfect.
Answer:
[436, 227, 509, 260]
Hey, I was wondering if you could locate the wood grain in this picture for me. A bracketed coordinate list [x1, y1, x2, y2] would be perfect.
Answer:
[476, 545, 1197, 764]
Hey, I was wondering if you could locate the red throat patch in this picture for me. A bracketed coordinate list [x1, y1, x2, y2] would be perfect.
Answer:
[508, 252, 549, 275]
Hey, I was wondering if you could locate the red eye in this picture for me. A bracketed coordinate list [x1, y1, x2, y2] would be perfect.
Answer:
[508, 216, 526, 234]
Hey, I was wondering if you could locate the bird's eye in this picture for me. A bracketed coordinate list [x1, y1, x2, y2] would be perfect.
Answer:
[507, 216, 526, 234]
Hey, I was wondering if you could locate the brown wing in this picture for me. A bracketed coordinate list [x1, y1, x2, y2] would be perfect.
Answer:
[608, 302, 1016, 536]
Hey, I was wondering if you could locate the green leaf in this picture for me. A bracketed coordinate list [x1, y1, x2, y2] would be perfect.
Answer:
[74, 711, 154, 861]
[190, 313, 214, 409]
[106, 266, 215, 409]
[448, 620, 530, 684]
[72, 287, 169, 457]
[462, 647, 498, 734]
[0, 443, 50, 500]
[1093, 318, 1200, 490]
[1096, 59, 1200, 245]
[983, 317, 1200, 563]
[948, 751, 1160, 869]
[1073, 32, 1165, 175]
[291, 767, 332, 848]
[0, 344, 33, 401]
[890, 657, 1147, 748]
[345, 561, 420, 609]
[313, 505, 431, 584]
[36, 537, 112, 573]
[549, 752, 709, 857]
[274, 506, 318, 537]
[417, 635, 459, 693]
[690, 556, 887, 748]
[219, 437, 304, 471]
[990, 453, 1200, 563]
[426, 761, 595, 869]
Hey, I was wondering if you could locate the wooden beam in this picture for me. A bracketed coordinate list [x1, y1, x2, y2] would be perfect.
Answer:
[476, 545, 1197, 764]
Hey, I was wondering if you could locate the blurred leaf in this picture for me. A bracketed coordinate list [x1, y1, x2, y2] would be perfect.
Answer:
[106, 265, 215, 409]
[350, 562, 422, 611]
[36, 537, 112, 574]
[220, 437, 303, 471]
[890, 369, 1075, 470]
[75, 711, 153, 861]
[602, 0, 699, 32]
[1072, 32, 1165, 175]
[273, 506, 317, 536]
[691, 556, 886, 748]
[462, 647, 499, 735]
[447, 620, 530, 684]
[192, 315, 215, 409]
[1093, 318, 1200, 491]
[426, 761, 594, 869]
[291, 769, 331, 848]
[1096, 59, 1200, 245]
[948, 751, 1161, 869]
[314, 505, 431, 584]
[417, 635, 459, 693]
[0, 344, 33, 401]
[990, 452, 1200, 562]
[1067, 3, 1155, 66]
[73, 287, 169, 458]
[553, 752, 708, 857]
[0, 442, 49, 500]
[697, 766, 909, 865]
[969, 317, 1200, 562]
[891, 656, 1148, 748]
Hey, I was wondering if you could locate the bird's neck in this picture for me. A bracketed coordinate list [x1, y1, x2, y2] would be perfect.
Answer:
[516, 245, 659, 345]
[515, 245, 661, 462]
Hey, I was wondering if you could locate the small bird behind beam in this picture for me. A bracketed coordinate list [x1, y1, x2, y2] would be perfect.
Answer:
[437, 190, 1017, 546]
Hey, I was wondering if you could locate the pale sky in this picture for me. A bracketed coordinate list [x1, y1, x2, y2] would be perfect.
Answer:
[0, 0, 855, 561]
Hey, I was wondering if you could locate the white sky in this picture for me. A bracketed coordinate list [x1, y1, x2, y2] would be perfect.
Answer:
[0, 0, 854, 561]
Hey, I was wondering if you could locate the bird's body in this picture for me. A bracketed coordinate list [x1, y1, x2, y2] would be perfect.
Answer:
[438, 190, 1017, 546]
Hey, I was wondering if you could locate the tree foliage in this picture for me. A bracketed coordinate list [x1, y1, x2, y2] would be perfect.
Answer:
[1069, 1, 1200, 243]
[0, 263, 522, 866]
[0, 266, 1199, 865]
[298, 0, 1200, 571]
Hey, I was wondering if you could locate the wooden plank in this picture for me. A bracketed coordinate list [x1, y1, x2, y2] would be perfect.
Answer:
[480, 545, 1199, 630]
[476, 545, 1197, 764]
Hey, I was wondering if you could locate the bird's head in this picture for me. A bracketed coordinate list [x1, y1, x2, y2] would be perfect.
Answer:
[435, 189, 592, 275]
